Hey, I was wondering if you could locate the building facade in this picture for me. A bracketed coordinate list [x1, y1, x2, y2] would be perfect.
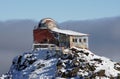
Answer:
[33, 18, 88, 50]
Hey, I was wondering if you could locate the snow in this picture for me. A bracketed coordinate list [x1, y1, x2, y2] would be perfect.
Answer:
[8, 49, 58, 79]
[71, 47, 120, 78]
[52, 27, 87, 36]
[95, 77, 109, 79]
[0, 75, 8, 79]
[41, 18, 55, 24]
[60, 68, 66, 72]
[95, 56, 119, 77]
[29, 58, 57, 79]
[1, 47, 120, 79]
[63, 49, 69, 53]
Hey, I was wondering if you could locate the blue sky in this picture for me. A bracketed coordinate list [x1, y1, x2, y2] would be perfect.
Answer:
[0, 0, 120, 74]
[0, 0, 120, 22]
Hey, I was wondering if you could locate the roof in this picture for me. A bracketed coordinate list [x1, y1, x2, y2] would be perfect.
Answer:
[51, 28, 88, 36]
[36, 18, 58, 30]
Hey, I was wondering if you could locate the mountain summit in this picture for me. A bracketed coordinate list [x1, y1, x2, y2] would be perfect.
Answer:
[1, 47, 120, 79]
[0, 18, 120, 79]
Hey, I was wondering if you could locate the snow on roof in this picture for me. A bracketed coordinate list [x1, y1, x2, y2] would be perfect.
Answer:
[41, 18, 56, 24]
[51, 28, 88, 36]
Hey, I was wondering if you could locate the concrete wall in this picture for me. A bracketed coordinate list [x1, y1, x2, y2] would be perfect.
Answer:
[70, 35, 88, 49]
[59, 34, 70, 48]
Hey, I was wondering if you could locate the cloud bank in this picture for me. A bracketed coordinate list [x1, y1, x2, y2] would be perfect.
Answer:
[0, 16, 120, 74]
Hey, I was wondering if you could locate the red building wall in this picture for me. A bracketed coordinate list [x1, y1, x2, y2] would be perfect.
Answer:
[33, 29, 56, 44]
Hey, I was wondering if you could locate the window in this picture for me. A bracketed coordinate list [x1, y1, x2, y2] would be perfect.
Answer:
[72, 39, 74, 42]
[72, 38, 77, 42]
[79, 39, 82, 43]
[72, 38, 78, 43]
[75, 39, 77, 42]
[83, 38, 86, 42]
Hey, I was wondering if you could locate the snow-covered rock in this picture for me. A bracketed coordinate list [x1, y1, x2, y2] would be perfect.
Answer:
[56, 47, 120, 78]
[0, 47, 120, 79]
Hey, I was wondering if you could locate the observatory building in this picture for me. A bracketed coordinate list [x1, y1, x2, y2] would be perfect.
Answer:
[33, 18, 88, 50]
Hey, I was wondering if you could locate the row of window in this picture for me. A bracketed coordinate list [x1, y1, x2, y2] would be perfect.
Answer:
[72, 38, 87, 43]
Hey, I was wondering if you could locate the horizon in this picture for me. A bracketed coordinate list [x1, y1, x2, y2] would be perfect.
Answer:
[0, 15, 120, 23]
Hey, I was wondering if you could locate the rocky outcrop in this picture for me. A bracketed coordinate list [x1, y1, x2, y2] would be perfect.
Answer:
[56, 47, 120, 78]
[0, 47, 120, 79]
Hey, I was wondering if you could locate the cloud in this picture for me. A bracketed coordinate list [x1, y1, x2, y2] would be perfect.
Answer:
[60, 16, 120, 61]
[0, 16, 120, 74]
[0, 20, 37, 74]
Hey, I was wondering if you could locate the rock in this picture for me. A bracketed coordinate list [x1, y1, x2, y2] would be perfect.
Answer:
[36, 63, 45, 69]
[114, 63, 120, 71]
[93, 58, 102, 63]
[96, 70, 106, 76]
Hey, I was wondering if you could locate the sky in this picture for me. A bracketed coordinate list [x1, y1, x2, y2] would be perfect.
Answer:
[0, 0, 120, 22]
[0, 0, 120, 75]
